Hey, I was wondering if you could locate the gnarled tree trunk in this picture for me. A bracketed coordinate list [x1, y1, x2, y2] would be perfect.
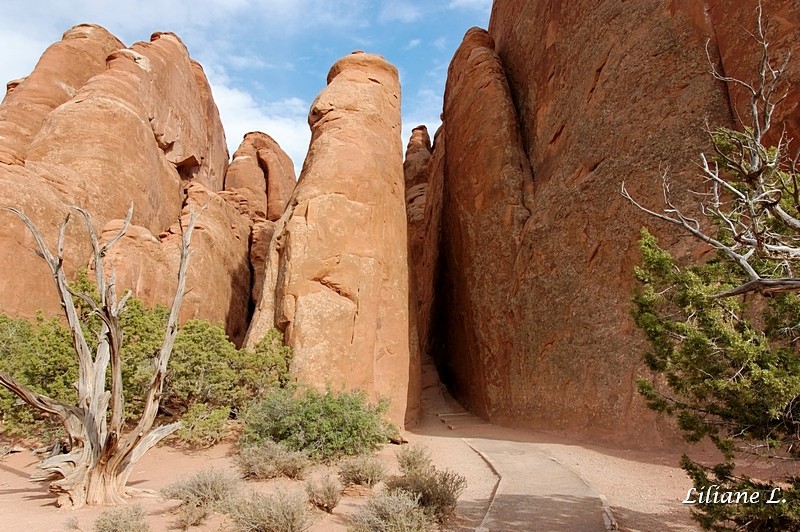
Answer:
[0, 205, 196, 507]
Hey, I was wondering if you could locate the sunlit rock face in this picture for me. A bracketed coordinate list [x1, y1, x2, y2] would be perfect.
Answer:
[246, 52, 411, 426]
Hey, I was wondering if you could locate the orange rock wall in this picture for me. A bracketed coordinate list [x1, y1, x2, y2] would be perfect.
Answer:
[246, 52, 410, 425]
[416, 1, 758, 445]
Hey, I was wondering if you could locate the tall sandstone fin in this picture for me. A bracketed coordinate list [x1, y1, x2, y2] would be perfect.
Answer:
[414, 2, 748, 445]
[246, 52, 410, 426]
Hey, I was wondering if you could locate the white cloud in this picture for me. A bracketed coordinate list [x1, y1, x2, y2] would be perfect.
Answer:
[404, 38, 422, 50]
[209, 78, 310, 177]
[0, 30, 51, 83]
[447, 0, 492, 11]
[379, 1, 422, 23]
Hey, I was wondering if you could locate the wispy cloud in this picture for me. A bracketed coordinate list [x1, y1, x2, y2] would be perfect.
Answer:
[379, 1, 422, 24]
[447, 0, 492, 11]
[404, 38, 422, 50]
[207, 66, 310, 175]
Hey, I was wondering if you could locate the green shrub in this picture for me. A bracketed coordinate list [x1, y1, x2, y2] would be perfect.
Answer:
[338, 455, 387, 487]
[305, 474, 342, 514]
[0, 268, 293, 438]
[0, 313, 77, 435]
[237, 441, 310, 480]
[349, 489, 433, 532]
[240, 386, 396, 461]
[161, 469, 241, 527]
[386, 445, 466, 524]
[237, 327, 293, 393]
[173, 403, 230, 447]
[93, 504, 150, 532]
[225, 491, 312, 532]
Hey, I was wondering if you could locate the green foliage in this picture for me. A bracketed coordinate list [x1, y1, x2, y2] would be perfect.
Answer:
[633, 229, 800, 455]
[305, 474, 343, 514]
[173, 403, 230, 447]
[338, 455, 387, 487]
[237, 440, 310, 480]
[240, 387, 397, 461]
[93, 504, 150, 532]
[224, 491, 312, 532]
[0, 313, 76, 434]
[633, 228, 800, 528]
[0, 269, 293, 440]
[349, 489, 433, 532]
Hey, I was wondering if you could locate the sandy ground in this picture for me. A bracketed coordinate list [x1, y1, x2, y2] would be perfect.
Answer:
[0, 431, 703, 532]
[0, 365, 709, 532]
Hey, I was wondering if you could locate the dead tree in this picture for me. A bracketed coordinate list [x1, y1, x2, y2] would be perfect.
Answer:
[0, 205, 196, 507]
[621, 3, 798, 298]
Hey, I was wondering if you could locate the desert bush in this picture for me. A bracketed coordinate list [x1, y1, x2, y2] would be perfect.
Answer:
[0, 268, 292, 438]
[0, 313, 77, 435]
[237, 440, 310, 480]
[305, 474, 342, 514]
[161, 469, 241, 527]
[225, 490, 312, 532]
[395, 444, 432, 476]
[387, 445, 466, 524]
[349, 489, 433, 532]
[338, 455, 387, 487]
[93, 504, 150, 532]
[240, 386, 396, 461]
[173, 403, 230, 447]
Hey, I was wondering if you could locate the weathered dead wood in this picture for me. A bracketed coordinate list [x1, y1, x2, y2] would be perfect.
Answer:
[0, 205, 196, 507]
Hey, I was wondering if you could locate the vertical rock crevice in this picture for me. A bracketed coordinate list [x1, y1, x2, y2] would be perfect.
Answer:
[246, 52, 410, 426]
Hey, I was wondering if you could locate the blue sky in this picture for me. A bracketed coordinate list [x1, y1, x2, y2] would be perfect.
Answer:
[0, 0, 492, 173]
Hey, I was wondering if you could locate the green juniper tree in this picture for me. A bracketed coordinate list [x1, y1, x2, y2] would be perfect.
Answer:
[622, 6, 800, 530]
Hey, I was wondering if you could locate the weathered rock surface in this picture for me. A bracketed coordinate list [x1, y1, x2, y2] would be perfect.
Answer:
[246, 52, 410, 425]
[99, 183, 253, 346]
[403, 125, 432, 426]
[225, 131, 297, 221]
[0, 26, 238, 328]
[0, 24, 124, 166]
[411, 3, 741, 445]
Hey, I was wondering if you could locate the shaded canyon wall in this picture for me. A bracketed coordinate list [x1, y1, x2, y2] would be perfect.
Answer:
[407, 0, 800, 444]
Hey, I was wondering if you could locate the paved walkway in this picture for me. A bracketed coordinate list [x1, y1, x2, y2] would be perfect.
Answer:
[407, 356, 616, 531]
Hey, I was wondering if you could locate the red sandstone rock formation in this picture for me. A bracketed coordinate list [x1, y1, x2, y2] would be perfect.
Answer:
[98, 183, 254, 345]
[0, 26, 251, 335]
[246, 52, 410, 425]
[226, 131, 297, 221]
[0, 25, 124, 166]
[225, 132, 297, 306]
[409, 1, 759, 445]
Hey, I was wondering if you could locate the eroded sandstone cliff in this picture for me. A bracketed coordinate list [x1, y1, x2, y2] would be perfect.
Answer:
[246, 52, 411, 425]
[0, 26, 295, 347]
[408, 0, 800, 444]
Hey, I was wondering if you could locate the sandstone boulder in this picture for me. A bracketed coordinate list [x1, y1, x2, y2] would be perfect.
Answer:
[246, 52, 410, 425]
